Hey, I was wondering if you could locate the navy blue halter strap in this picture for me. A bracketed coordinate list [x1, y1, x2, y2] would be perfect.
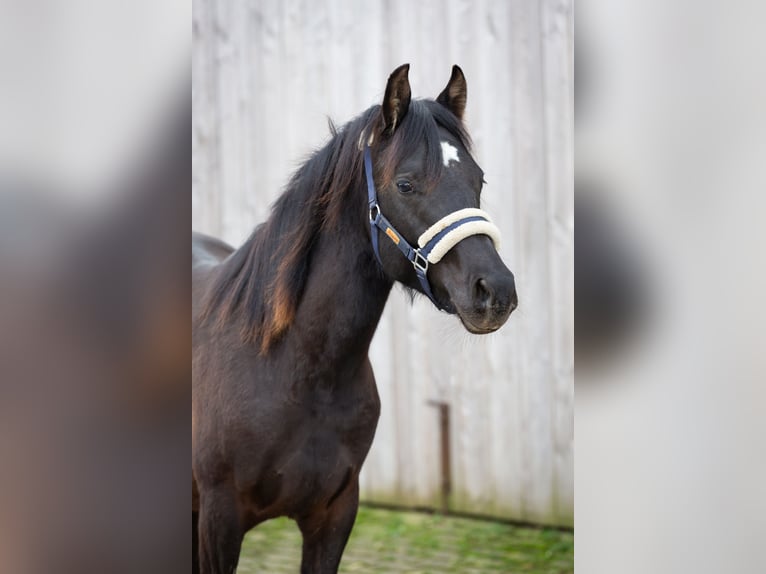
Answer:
[365, 144, 437, 305]
[364, 145, 495, 310]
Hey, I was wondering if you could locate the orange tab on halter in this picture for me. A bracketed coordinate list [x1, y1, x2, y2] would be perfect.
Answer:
[385, 228, 400, 244]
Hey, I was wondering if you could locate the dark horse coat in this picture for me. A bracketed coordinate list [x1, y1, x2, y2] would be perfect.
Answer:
[192, 64, 516, 574]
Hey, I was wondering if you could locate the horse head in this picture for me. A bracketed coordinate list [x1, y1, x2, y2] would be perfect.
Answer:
[366, 64, 517, 333]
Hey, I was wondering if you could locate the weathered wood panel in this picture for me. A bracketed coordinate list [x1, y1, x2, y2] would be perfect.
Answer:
[192, 0, 573, 526]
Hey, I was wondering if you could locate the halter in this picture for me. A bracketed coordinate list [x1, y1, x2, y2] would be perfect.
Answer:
[364, 145, 501, 310]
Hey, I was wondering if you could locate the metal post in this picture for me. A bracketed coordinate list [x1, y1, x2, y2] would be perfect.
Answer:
[427, 400, 452, 514]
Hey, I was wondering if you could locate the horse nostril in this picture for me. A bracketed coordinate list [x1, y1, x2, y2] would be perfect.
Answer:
[474, 278, 494, 310]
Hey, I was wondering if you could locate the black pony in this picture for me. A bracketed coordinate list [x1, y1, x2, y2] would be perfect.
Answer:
[192, 64, 517, 574]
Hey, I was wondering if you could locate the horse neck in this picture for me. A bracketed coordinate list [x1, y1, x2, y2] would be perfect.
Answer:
[287, 201, 393, 371]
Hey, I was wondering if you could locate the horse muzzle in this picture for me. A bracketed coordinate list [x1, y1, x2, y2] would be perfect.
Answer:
[455, 268, 517, 333]
[431, 235, 518, 333]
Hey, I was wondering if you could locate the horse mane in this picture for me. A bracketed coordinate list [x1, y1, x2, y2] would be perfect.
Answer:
[200, 99, 471, 353]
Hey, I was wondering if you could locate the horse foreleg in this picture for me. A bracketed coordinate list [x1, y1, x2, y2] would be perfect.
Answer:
[197, 487, 243, 574]
[297, 481, 359, 574]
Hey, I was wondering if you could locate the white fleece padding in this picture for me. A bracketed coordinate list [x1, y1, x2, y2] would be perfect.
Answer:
[424, 221, 502, 264]
[417, 208, 493, 247]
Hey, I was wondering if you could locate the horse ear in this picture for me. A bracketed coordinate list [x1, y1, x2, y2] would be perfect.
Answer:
[381, 64, 411, 135]
[437, 65, 467, 120]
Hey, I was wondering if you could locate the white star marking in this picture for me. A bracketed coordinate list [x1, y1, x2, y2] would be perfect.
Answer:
[441, 141, 460, 167]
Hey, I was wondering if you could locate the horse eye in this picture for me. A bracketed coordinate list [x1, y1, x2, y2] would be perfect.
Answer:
[396, 180, 414, 194]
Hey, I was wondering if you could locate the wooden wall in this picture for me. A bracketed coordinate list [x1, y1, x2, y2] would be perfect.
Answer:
[193, 0, 573, 526]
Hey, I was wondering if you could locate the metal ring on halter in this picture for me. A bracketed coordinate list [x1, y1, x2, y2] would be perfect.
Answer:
[413, 251, 429, 273]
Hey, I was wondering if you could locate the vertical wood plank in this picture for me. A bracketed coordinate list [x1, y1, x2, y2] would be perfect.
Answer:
[192, 0, 222, 236]
[540, 0, 575, 526]
[508, 0, 556, 524]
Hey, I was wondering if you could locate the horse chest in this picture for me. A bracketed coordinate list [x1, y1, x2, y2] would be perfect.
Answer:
[245, 413, 372, 517]
[277, 384, 380, 467]
[241, 374, 380, 517]
[263, 362, 381, 449]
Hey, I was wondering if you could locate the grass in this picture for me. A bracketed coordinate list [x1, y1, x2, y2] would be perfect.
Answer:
[237, 506, 573, 573]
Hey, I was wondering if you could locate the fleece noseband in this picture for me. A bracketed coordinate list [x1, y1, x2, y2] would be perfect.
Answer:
[364, 145, 501, 310]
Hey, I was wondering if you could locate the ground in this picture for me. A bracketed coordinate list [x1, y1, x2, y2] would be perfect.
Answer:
[237, 506, 574, 573]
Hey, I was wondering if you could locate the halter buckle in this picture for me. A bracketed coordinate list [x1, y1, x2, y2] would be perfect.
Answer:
[413, 251, 429, 274]
[369, 204, 380, 223]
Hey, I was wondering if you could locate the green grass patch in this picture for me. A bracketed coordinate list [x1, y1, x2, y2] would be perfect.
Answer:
[237, 507, 573, 573]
